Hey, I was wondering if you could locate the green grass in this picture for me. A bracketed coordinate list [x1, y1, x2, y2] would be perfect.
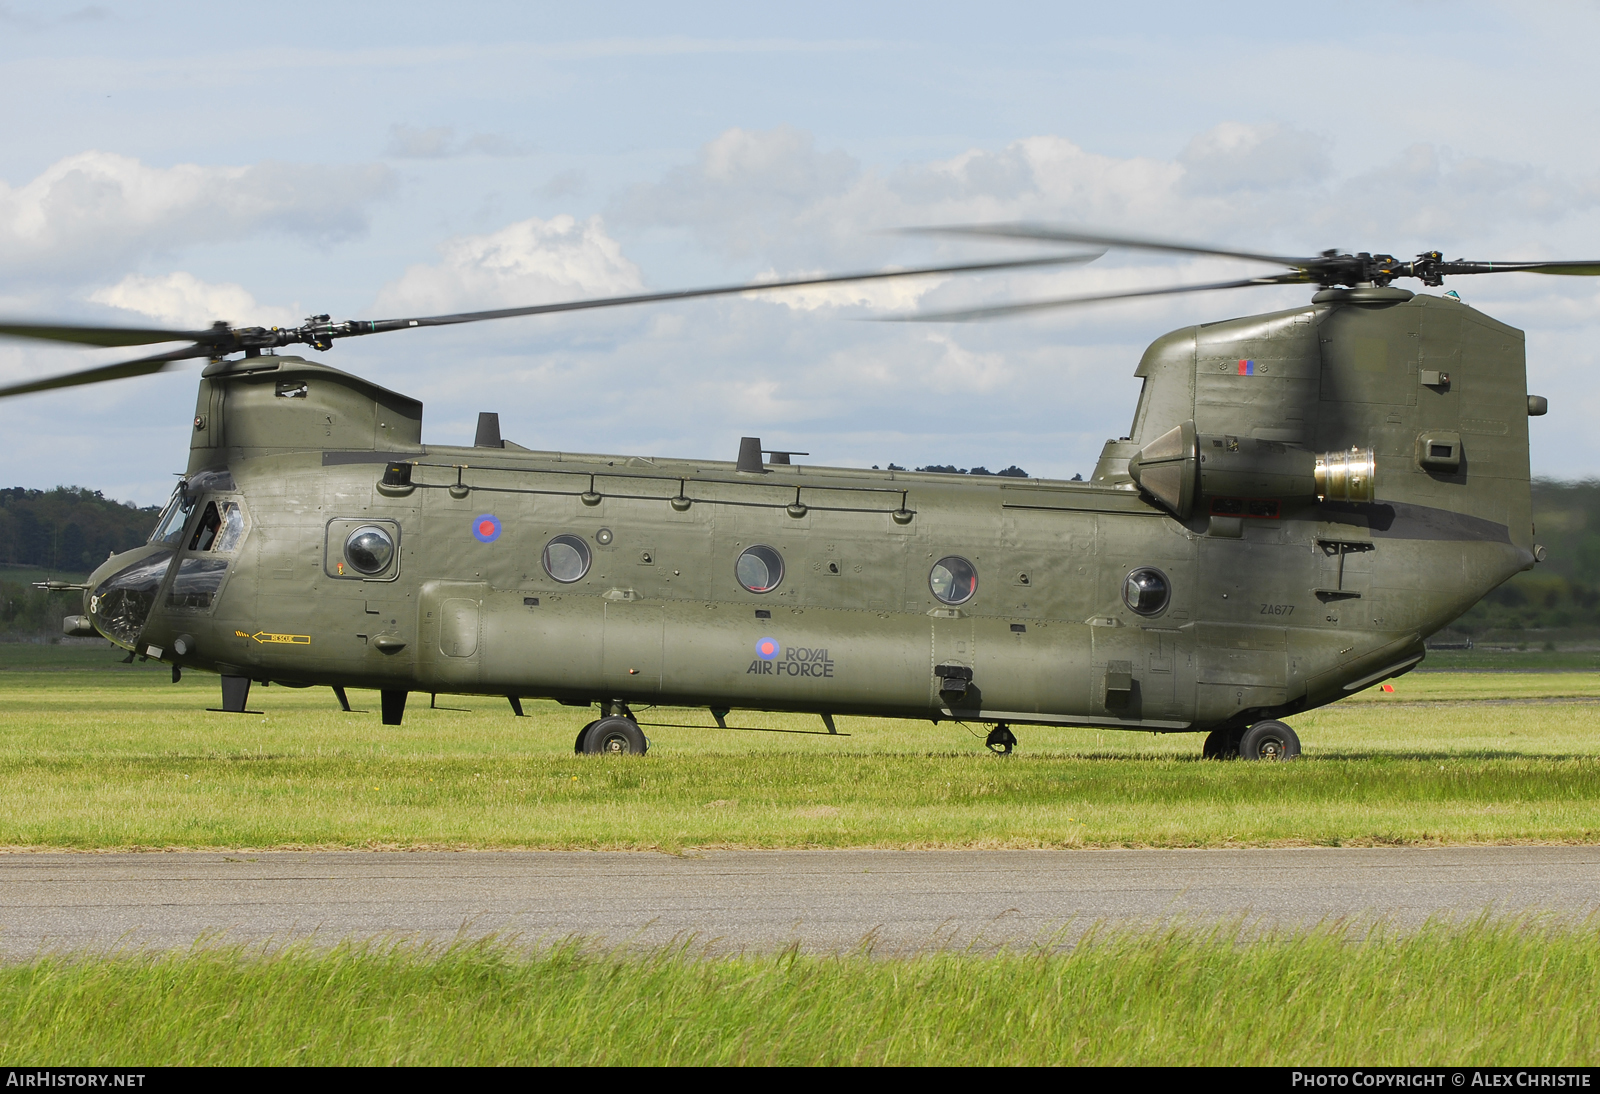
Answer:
[1345, 671, 1600, 701]
[1419, 648, 1600, 671]
[2, 919, 1597, 1065]
[1, 653, 1599, 849]
[4, 655, 1597, 1067]
[0, 640, 138, 670]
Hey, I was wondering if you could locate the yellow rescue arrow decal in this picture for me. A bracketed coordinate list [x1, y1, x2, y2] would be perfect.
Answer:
[235, 630, 311, 645]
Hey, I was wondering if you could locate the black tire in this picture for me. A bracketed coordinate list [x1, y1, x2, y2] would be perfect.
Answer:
[574, 719, 600, 754]
[985, 725, 1017, 754]
[582, 716, 648, 755]
[1201, 729, 1239, 760]
[1238, 720, 1300, 761]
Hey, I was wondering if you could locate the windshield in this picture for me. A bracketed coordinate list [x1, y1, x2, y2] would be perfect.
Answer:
[149, 484, 196, 547]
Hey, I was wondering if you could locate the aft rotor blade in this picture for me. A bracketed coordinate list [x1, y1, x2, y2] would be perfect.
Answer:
[0, 321, 223, 349]
[906, 224, 1317, 270]
[343, 253, 1104, 336]
[886, 274, 1309, 322]
[0, 344, 213, 399]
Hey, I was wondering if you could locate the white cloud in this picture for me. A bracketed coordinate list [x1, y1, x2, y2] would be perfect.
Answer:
[89, 272, 299, 330]
[0, 151, 395, 282]
[1178, 122, 1332, 194]
[357, 124, 1600, 485]
[618, 124, 1600, 273]
[383, 124, 530, 159]
[922, 332, 1011, 393]
[371, 214, 643, 315]
[613, 126, 860, 259]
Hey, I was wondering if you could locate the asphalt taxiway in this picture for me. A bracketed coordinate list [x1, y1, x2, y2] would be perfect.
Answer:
[1, 846, 1595, 953]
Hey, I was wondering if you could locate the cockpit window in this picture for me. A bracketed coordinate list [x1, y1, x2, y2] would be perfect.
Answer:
[186, 499, 246, 553]
[149, 486, 196, 546]
[212, 501, 245, 552]
[188, 502, 222, 551]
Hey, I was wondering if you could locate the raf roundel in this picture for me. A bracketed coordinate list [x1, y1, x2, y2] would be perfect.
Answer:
[472, 514, 502, 543]
[755, 637, 780, 661]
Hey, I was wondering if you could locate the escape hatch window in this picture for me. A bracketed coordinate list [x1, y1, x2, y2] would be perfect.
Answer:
[735, 545, 785, 593]
[929, 556, 978, 606]
[543, 534, 593, 583]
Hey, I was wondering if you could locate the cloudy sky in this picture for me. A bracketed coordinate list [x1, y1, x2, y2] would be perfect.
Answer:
[4, 2, 1600, 505]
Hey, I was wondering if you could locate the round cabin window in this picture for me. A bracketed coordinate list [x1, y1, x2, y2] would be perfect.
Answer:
[735, 545, 785, 593]
[543, 534, 592, 583]
[1123, 567, 1171, 615]
[344, 526, 395, 574]
[929, 556, 978, 605]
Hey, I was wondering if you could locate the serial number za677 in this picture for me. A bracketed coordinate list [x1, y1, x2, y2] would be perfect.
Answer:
[1260, 603, 1294, 616]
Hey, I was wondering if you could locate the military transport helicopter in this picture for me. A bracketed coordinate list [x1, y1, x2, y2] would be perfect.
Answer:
[1, 226, 1585, 760]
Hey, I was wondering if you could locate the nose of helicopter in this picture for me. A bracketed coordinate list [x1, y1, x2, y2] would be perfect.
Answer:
[81, 544, 178, 650]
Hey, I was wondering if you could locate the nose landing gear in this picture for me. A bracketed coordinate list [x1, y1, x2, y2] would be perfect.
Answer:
[985, 723, 1017, 754]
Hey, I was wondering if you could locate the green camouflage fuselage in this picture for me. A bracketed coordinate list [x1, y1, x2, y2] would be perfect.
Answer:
[81, 287, 1537, 733]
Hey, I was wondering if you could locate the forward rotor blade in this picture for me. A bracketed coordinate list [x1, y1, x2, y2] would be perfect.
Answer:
[906, 224, 1315, 270]
[346, 253, 1104, 335]
[0, 321, 222, 349]
[1437, 260, 1600, 277]
[885, 274, 1309, 323]
[0, 344, 213, 399]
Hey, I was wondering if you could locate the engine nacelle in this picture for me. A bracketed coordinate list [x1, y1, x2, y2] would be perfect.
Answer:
[1127, 420, 1374, 519]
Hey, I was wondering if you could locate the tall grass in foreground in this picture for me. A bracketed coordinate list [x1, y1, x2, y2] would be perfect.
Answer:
[2, 918, 1595, 1065]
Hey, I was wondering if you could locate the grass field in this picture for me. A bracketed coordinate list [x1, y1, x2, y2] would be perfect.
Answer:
[1, 919, 1596, 1065]
[3, 646, 1598, 1067]
[1, 645, 1598, 849]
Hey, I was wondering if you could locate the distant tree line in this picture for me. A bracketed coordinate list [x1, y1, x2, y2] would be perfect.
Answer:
[914, 464, 1031, 477]
[1, 487, 161, 639]
[0, 582, 80, 638]
[873, 464, 1034, 477]
[0, 487, 161, 574]
[1455, 478, 1600, 636]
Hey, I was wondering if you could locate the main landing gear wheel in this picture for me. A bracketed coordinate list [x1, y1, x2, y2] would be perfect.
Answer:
[583, 715, 648, 755]
[1202, 729, 1241, 760]
[1238, 720, 1300, 761]
[574, 719, 600, 754]
[985, 724, 1017, 755]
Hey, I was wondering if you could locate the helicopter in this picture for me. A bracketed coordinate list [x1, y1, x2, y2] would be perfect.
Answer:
[2, 226, 1586, 760]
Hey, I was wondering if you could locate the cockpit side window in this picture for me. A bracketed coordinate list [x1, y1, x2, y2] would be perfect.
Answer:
[212, 501, 245, 552]
[188, 502, 223, 552]
[186, 498, 246, 553]
[168, 497, 246, 612]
